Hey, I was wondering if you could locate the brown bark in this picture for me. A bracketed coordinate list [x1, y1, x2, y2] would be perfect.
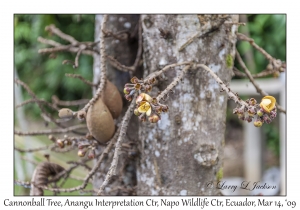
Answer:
[92, 15, 140, 194]
[137, 15, 238, 195]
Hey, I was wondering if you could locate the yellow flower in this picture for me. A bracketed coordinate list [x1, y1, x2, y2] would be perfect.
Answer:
[136, 93, 153, 104]
[260, 96, 276, 113]
[138, 101, 152, 116]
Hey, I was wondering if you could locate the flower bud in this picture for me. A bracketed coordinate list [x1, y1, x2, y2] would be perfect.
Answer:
[233, 108, 238, 115]
[152, 97, 158, 105]
[145, 85, 152, 92]
[77, 110, 86, 120]
[257, 109, 264, 117]
[238, 115, 245, 121]
[149, 77, 156, 84]
[247, 106, 256, 117]
[56, 139, 64, 148]
[77, 149, 86, 157]
[237, 107, 244, 114]
[87, 149, 95, 159]
[139, 114, 146, 122]
[270, 110, 277, 117]
[125, 95, 132, 101]
[245, 116, 253, 123]
[66, 139, 72, 146]
[263, 115, 272, 124]
[155, 106, 162, 114]
[123, 87, 131, 95]
[134, 108, 141, 116]
[161, 105, 169, 112]
[78, 143, 83, 149]
[149, 114, 160, 123]
[134, 83, 141, 90]
[254, 119, 263, 127]
[130, 76, 139, 84]
[249, 98, 257, 106]
[48, 135, 56, 142]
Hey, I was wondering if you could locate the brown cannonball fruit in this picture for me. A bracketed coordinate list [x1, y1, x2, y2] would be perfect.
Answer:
[101, 80, 123, 119]
[86, 98, 115, 143]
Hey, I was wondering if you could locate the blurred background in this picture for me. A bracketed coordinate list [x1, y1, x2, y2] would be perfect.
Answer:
[14, 14, 286, 195]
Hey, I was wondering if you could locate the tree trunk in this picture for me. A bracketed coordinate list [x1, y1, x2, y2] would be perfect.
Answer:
[137, 14, 238, 195]
[92, 14, 239, 196]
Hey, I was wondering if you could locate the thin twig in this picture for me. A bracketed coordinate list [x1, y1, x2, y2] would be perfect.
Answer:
[37, 36, 61, 47]
[106, 18, 142, 74]
[37, 35, 98, 56]
[38, 45, 95, 56]
[15, 79, 84, 135]
[15, 180, 31, 188]
[15, 145, 51, 153]
[15, 79, 58, 123]
[107, 55, 135, 72]
[41, 113, 70, 124]
[157, 65, 191, 102]
[233, 67, 279, 78]
[21, 156, 38, 165]
[237, 33, 273, 61]
[37, 128, 119, 193]
[236, 33, 285, 72]
[132, 18, 143, 72]
[45, 24, 79, 45]
[51, 95, 90, 107]
[14, 124, 87, 136]
[81, 15, 108, 113]
[103, 29, 129, 40]
[51, 145, 77, 153]
[97, 96, 136, 195]
[67, 161, 92, 171]
[144, 62, 192, 83]
[15, 98, 59, 111]
[235, 51, 286, 114]
[196, 64, 249, 108]
[65, 74, 97, 87]
[74, 46, 84, 68]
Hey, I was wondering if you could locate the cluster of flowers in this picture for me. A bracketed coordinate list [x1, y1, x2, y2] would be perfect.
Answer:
[56, 136, 72, 149]
[124, 76, 168, 123]
[233, 96, 277, 127]
[77, 142, 96, 159]
[133, 93, 168, 123]
[56, 137, 96, 159]
[123, 76, 155, 101]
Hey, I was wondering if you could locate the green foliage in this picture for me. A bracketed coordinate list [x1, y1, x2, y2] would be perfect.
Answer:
[14, 15, 95, 118]
[263, 123, 280, 157]
[236, 14, 286, 74]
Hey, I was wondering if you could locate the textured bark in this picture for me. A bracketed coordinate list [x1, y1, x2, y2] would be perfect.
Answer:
[137, 15, 238, 195]
[92, 15, 140, 194]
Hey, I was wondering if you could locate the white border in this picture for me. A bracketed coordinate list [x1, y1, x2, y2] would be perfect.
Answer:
[3, 1, 296, 209]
